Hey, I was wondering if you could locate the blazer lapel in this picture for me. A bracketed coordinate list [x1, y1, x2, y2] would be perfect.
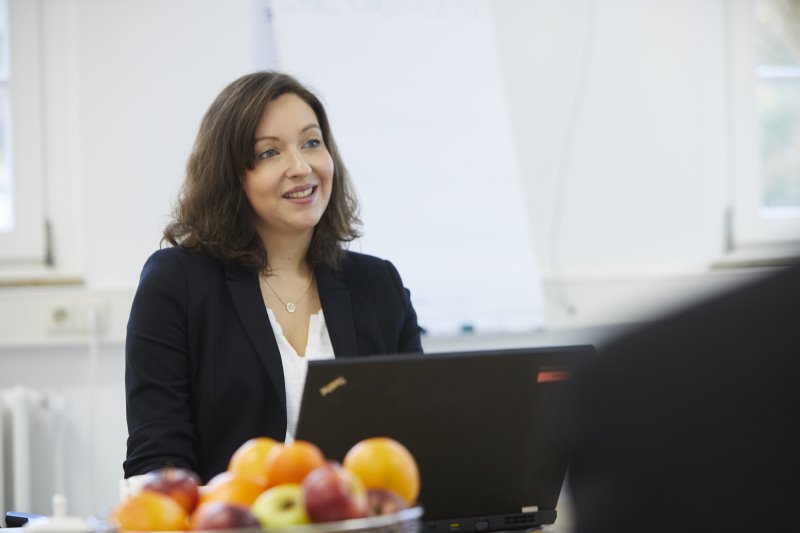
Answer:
[316, 263, 359, 357]
[224, 262, 286, 411]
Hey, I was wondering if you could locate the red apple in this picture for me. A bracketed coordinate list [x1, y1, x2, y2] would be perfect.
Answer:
[302, 462, 368, 523]
[366, 488, 409, 516]
[140, 467, 201, 513]
[191, 501, 261, 530]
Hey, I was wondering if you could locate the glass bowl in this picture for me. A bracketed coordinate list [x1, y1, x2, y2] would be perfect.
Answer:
[94, 507, 423, 533]
[264, 507, 423, 533]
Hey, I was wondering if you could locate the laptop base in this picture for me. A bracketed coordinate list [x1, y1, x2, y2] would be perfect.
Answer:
[424, 510, 557, 533]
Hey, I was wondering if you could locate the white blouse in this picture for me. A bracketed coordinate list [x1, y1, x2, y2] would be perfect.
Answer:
[265, 308, 335, 442]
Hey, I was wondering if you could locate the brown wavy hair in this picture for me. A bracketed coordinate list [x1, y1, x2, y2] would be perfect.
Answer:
[163, 71, 361, 272]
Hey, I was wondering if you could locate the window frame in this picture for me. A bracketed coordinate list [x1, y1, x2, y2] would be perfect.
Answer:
[728, 0, 800, 249]
[0, 0, 46, 264]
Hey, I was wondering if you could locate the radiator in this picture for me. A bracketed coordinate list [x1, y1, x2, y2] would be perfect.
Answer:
[0, 387, 66, 521]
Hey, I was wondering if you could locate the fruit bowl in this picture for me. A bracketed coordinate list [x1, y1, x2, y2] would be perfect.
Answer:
[112, 438, 422, 533]
[99, 507, 423, 533]
[262, 506, 423, 533]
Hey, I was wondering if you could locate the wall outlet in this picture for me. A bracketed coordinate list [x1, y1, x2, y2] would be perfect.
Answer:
[47, 302, 107, 336]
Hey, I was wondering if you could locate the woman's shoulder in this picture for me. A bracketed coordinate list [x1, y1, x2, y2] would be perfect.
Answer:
[144, 245, 213, 266]
[337, 250, 406, 287]
[140, 245, 226, 281]
[339, 250, 394, 272]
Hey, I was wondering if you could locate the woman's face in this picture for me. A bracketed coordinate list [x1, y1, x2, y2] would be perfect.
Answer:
[243, 93, 334, 241]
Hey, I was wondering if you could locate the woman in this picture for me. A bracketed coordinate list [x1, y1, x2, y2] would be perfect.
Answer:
[123, 72, 423, 482]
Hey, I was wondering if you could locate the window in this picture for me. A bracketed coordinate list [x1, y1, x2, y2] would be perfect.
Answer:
[0, 0, 11, 233]
[0, 0, 46, 263]
[730, 0, 800, 249]
[756, 0, 800, 211]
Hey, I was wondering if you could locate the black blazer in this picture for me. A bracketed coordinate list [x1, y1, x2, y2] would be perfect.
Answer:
[124, 246, 422, 482]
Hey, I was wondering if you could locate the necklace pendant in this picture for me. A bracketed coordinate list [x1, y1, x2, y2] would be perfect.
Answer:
[286, 302, 296, 313]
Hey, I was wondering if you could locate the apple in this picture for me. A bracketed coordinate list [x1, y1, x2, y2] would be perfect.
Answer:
[190, 501, 261, 530]
[140, 467, 201, 513]
[251, 484, 311, 528]
[302, 462, 368, 523]
[366, 488, 409, 516]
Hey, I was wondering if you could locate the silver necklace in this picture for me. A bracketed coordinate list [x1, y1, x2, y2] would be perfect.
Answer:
[262, 273, 314, 313]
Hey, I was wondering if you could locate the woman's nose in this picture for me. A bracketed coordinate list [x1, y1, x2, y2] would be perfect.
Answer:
[285, 149, 311, 177]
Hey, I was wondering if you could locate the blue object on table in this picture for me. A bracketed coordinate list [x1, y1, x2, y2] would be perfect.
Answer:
[5, 512, 43, 528]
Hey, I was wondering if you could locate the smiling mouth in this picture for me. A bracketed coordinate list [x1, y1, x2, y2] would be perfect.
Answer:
[284, 186, 316, 199]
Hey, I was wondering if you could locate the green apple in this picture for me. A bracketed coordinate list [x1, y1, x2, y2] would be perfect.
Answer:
[251, 484, 311, 529]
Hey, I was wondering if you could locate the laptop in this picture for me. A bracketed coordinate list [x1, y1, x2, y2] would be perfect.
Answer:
[295, 344, 594, 532]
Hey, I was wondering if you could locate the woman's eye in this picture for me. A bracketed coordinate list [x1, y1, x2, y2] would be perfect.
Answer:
[257, 148, 278, 160]
[304, 138, 322, 149]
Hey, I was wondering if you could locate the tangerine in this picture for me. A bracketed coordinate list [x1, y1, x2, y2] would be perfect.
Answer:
[199, 471, 267, 507]
[343, 437, 420, 505]
[228, 437, 280, 485]
[110, 490, 188, 531]
[264, 440, 326, 487]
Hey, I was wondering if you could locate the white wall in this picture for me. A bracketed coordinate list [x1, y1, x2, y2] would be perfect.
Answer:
[0, 0, 766, 520]
[493, 0, 728, 280]
[75, 0, 274, 287]
[9, 0, 740, 312]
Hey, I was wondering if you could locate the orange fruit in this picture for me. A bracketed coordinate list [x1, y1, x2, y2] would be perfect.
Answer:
[343, 437, 420, 505]
[110, 490, 188, 531]
[264, 440, 326, 487]
[228, 437, 280, 485]
[199, 471, 267, 507]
